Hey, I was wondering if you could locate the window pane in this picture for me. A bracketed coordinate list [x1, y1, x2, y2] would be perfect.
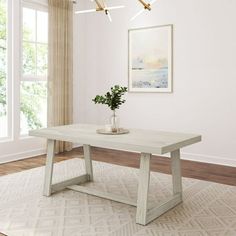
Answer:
[23, 42, 36, 75]
[23, 8, 36, 41]
[21, 7, 48, 135]
[37, 11, 48, 43]
[0, 0, 7, 138]
[37, 44, 47, 76]
[20, 81, 47, 134]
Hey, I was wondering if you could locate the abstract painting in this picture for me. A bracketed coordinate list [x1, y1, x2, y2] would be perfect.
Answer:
[128, 25, 173, 92]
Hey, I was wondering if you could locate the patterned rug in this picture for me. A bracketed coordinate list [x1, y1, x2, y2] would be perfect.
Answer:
[0, 158, 235, 236]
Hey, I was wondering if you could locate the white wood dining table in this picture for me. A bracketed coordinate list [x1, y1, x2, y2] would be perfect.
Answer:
[29, 124, 201, 225]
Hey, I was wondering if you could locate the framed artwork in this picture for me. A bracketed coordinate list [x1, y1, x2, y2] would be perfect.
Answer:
[128, 25, 173, 93]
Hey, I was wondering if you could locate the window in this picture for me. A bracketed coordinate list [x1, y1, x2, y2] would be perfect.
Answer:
[0, 0, 48, 160]
[21, 6, 48, 135]
[0, 0, 7, 138]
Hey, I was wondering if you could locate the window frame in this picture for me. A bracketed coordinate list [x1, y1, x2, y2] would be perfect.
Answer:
[21, 1, 48, 82]
[20, 1, 48, 137]
[0, 0, 48, 162]
[0, 0, 12, 141]
[0, 0, 48, 142]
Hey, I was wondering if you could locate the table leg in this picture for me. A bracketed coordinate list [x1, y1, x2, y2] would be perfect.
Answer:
[83, 144, 93, 181]
[171, 149, 182, 199]
[43, 139, 55, 197]
[136, 150, 183, 225]
[136, 153, 151, 225]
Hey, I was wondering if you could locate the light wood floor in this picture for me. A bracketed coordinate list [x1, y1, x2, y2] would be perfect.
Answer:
[0, 147, 235, 186]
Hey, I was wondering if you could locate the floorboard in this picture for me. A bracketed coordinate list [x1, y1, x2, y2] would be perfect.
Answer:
[0, 147, 235, 186]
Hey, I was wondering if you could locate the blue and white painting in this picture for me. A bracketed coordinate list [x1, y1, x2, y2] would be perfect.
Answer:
[129, 25, 172, 92]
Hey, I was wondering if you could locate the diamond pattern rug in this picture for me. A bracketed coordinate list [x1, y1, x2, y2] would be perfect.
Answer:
[0, 158, 235, 236]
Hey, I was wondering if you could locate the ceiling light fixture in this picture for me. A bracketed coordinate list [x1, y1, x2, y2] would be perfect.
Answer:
[75, 0, 125, 22]
[130, 0, 157, 21]
[103, 1, 112, 22]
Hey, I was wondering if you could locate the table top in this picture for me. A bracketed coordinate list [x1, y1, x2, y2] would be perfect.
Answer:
[29, 124, 201, 155]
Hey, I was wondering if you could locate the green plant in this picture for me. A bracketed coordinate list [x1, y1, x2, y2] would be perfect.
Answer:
[92, 85, 128, 111]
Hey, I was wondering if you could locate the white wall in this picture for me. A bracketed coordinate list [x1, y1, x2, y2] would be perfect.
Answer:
[76, 0, 236, 166]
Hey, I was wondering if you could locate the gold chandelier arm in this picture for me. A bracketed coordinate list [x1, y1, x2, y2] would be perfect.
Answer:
[100, 0, 106, 9]
[94, 0, 104, 10]
[137, 0, 151, 10]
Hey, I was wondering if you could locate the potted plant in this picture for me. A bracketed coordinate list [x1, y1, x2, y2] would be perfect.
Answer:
[92, 85, 128, 132]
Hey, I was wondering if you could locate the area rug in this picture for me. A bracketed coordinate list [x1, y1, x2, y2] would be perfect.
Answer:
[0, 159, 235, 236]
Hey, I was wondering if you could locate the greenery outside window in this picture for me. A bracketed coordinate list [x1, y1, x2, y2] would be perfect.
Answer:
[21, 5, 48, 135]
[0, 0, 7, 138]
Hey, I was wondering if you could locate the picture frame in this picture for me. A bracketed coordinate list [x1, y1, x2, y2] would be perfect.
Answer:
[128, 25, 173, 93]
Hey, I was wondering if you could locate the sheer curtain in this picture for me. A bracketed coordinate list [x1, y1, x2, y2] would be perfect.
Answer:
[48, 0, 73, 153]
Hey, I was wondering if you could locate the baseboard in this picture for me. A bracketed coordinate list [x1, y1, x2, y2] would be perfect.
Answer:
[0, 148, 46, 164]
[181, 152, 236, 167]
[0, 143, 82, 164]
[0, 145, 235, 168]
[73, 143, 82, 149]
